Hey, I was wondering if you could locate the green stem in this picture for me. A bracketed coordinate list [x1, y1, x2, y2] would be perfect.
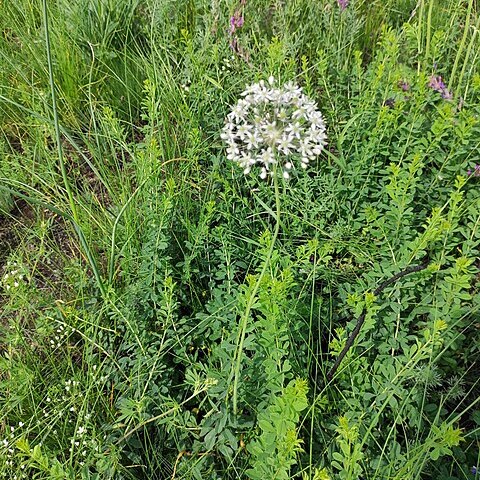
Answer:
[448, 0, 474, 92]
[425, 0, 433, 64]
[232, 170, 282, 416]
[456, 12, 480, 100]
[417, 0, 425, 74]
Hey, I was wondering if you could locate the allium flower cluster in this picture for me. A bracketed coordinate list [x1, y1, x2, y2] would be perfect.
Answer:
[221, 77, 327, 179]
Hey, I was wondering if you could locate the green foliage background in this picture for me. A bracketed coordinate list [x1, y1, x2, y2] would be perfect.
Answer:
[0, 0, 479, 479]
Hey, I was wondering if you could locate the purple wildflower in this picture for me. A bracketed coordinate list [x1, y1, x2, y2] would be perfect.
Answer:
[428, 75, 453, 101]
[428, 75, 446, 91]
[467, 165, 480, 177]
[441, 89, 453, 100]
[398, 80, 410, 91]
[229, 12, 244, 34]
[338, 0, 349, 10]
[228, 1, 251, 64]
[472, 466, 478, 475]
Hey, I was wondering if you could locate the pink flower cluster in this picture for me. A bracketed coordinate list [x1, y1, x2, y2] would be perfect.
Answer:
[428, 75, 453, 100]
[229, 0, 249, 62]
[230, 12, 244, 34]
[467, 164, 480, 177]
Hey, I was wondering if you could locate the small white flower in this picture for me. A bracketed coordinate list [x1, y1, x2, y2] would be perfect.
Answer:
[246, 131, 261, 150]
[301, 157, 309, 168]
[277, 134, 295, 155]
[228, 100, 249, 121]
[286, 122, 302, 139]
[299, 140, 315, 159]
[309, 111, 326, 128]
[283, 81, 303, 95]
[220, 126, 236, 143]
[237, 123, 252, 139]
[292, 106, 309, 120]
[276, 108, 289, 122]
[258, 148, 275, 166]
[226, 146, 240, 161]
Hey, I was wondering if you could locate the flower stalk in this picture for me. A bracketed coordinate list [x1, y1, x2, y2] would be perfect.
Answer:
[232, 167, 281, 416]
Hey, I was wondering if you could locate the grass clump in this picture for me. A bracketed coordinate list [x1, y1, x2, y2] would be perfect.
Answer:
[1, 0, 479, 479]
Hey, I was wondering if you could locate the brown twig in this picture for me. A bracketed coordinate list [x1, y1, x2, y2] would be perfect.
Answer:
[325, 258, 430, 383]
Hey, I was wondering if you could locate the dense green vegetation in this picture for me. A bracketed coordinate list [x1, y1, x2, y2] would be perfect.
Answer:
[0, 0, 479, 478]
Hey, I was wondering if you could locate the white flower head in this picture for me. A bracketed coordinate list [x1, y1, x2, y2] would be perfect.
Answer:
[222, 78, 327, 179]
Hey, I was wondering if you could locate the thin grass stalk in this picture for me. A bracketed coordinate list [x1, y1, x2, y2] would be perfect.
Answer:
[108, 178, 148, 284]
[42, 0, 77, 223]
[456, 16, 480, 99]
[425, 0, 434, 63]
[417, 0, 425, 74]
[448, 0, 474, 91]
[42, 0, 106, 297]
